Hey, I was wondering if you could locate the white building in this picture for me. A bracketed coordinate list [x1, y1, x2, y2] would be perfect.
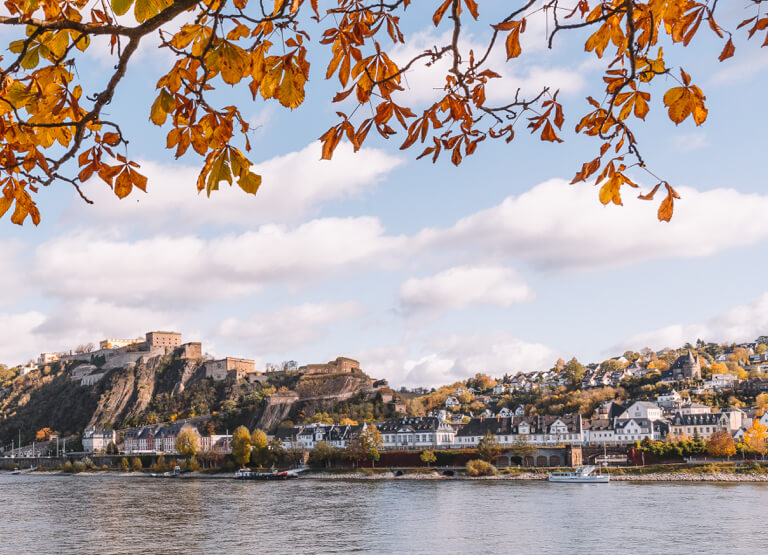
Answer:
[455, 415, 583, 447]
[378, 417, 456, 450]
[82, 428, 117, 453]
[621, 401, 663, 421]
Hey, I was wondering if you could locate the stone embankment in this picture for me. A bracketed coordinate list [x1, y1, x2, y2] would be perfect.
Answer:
[611, 473, 768, 482]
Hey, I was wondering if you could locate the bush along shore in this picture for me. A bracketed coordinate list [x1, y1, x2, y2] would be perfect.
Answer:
[7, 458, 768, 482]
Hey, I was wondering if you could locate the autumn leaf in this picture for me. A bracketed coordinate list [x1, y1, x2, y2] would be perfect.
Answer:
[111, 0, 133, 16]
[718, 38, 735, 61]
[432, 0, 452, 27]
[134, 0, 172, 23]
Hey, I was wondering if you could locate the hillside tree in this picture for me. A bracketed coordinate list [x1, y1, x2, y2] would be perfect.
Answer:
[175, 427, 200, 458]
[231, 425, 252, 467]
[358, 425, 383, 467]
[742, 421, 768, 460]
[420, 449, 437, 467]
[477, 430, 501, 463]
[706, 430, 736, 459]
[0, 0, 763, 226]
[249, 428, 269, 467]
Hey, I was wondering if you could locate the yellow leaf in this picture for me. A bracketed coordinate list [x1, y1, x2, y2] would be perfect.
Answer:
[260, 64, 283, 100]
[149, 89, 175, 126]
[215, 42, 249, 85]
[0, 196, 12, 219]
[111, 0, 133, 16]
[278, 70, 305, 109]
[134, 0, 171, 24]
[238, 171, 261, 194]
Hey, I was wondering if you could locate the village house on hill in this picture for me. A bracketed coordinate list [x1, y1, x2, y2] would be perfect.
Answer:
[663, 351, 702, 381]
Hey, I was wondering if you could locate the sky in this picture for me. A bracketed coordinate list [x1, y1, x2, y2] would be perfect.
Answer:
[1, 2, 767, 387]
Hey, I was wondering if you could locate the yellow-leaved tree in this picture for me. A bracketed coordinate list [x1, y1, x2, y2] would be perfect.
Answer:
[741, 420, 768, 460]
[0, 0, 765, 225]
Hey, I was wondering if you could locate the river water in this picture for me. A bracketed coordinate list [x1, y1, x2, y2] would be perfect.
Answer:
[1, 474, 767, 554]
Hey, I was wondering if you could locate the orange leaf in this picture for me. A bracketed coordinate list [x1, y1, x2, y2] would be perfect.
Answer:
[432, 0, 452, 27]
[114, 169, 132, 199]
[718, 38, 735, 62]
[540, 121, 563, 143]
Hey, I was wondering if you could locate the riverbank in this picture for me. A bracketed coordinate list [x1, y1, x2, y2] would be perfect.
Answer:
[6, 463, 768, 482]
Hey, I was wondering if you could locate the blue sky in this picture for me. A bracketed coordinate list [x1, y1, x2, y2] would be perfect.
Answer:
[1, 3, 767, 386]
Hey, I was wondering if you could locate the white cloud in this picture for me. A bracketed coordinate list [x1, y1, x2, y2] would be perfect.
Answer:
[69, 141, 402, 228]
[415, 179, 768, 271]
[710, 48, 768, 85]
[0, 312, 47, 365]
[0, 301, 183, 365]
[398, 265, 534, 314]
[32, 299, 182, 341]
[33, 216, 404, 308]
[216, 301, 363, 353]
[0, 240, 27, 308]
[398, 331, 557, 387]
[670, 132, 710, 153]
[614, 292, 768, 353]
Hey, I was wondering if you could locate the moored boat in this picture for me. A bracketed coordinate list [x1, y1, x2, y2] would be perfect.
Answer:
[234, 468, 299, 480]
[548, 465, 610, 483]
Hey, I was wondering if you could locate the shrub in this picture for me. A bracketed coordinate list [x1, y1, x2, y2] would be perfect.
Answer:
[466, 459, 497, 477]
[152, 455, 167, 473]
[120, 457, 130, 472]
[188, 457, 200, 472]
[82, 457, 95, 469]
[131, 457, 143, 471]
[61, 461, 73, 473]
[361, 467, 375, 476]
[72, 461, 86, 473]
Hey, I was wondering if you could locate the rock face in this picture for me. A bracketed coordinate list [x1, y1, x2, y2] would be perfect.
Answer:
[88, 361, 157, 428]
[294, 372, 373, 401]
[0, 356, 385, 442]
[253, 395, 297, 432]
[249, 372, 379, 432]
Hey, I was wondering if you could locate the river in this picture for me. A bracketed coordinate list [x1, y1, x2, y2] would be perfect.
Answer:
[1, 474, 766, 553]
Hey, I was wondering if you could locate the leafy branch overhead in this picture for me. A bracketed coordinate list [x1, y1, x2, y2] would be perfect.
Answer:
[0, 0, 764, 225]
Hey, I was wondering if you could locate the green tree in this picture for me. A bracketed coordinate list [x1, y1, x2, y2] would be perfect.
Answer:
[420, 450, 437, 467]
[509, 434, 537, 463]
[562, 358, 585, 389]
[175, 428, 200, 459]
[105, 441, 119, 455]
[310, 441, 338, 469]
[231, 426, 252, 468]
[359, 426, 383, 468]
[477, 431, 501, 463]
[250, 429, 269, 468]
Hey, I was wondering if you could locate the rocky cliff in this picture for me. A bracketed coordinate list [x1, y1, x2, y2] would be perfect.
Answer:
[0, 358, 387, 444]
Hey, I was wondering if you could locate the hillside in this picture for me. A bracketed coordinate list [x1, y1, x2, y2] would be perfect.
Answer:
[0, 354, 390, 444]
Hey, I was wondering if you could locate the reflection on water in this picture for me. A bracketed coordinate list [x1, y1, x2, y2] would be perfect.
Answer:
[1, 474, 766, 554]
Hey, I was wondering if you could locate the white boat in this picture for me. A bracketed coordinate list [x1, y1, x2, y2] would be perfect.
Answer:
[548, 465, 610, 483]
